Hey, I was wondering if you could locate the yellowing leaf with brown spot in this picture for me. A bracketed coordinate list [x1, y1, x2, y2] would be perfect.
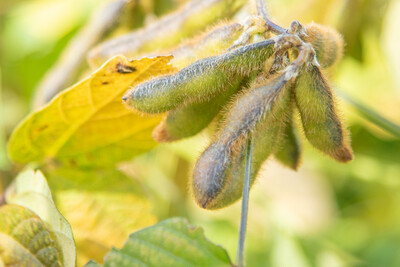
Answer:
[8, 56, 176, 167]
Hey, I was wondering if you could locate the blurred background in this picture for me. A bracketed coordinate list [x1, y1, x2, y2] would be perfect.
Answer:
[1, 0, 400, 266]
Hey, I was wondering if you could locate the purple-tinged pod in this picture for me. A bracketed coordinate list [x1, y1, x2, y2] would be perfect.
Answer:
[192, 73, 293, 209]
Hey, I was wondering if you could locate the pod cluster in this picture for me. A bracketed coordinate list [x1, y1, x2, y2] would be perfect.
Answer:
[123, 20, 352, 209]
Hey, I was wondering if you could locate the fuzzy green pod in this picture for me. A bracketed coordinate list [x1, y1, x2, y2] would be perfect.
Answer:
[152, 21, 263, 141]
[192, 73, 292, 209]
[302, 23, 344, 69]
[88, 0, 245, 67]
[274, 111, 302, 170]
[123, 39, 275, 113]
[294, 64, 353, 162]
[153, 77, 250, 142]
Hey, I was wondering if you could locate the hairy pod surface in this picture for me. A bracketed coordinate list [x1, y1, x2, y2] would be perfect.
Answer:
[274, 107, 302, 170]
[294, 64, 353, 162]
[192, 73, 293, 209]
[152, 20, 270, 141]
[302, 23, 344, 69]
[151, 22, 255, 142]
[123, 39, 275, 113]
[153, 77, 250, 142]
[88, 0, 245, 67]
[204, 116, 287, 209]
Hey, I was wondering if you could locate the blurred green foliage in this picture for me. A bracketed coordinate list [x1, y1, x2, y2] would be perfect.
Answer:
[1, 0, 400, 266]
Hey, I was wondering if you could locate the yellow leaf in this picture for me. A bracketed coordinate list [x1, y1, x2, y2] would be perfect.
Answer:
[58, 191, 156, 266]
[45, 167, 157, 266]
[8, 56, 176, 167]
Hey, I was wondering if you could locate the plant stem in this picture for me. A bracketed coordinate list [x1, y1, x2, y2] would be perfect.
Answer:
[337, 89, 400, 138]
[237, 136, 254, 267]
[255, 0, 286, 34]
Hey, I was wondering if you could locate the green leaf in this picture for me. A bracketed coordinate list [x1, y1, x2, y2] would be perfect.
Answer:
[87, 217, 233, 267]
[7, 56, 175, 167]
[0, 204, 62, 266]
[5, 169, 76, 267]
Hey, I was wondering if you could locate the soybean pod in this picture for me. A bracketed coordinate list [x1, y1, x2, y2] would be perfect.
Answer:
[274, 108, 302, 170]
[192, 73, 293, 209]
[152, 18, 271, 141]
[302, 23, 344, 69]
[294, 64, 353, 162]
[123, 39, 275, 113]
[153, 77, 251, 142]
[191, 41, 315, 209]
